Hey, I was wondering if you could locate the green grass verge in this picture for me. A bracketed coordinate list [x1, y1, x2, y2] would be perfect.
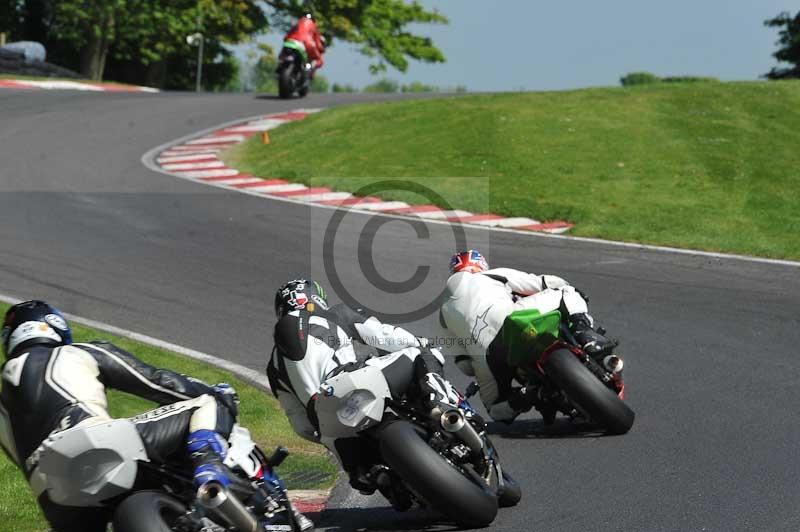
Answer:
[0, 302, 335, 532]
[223, 81, 800, 260]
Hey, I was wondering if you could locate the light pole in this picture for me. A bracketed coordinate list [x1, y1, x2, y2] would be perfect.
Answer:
[187, 5, 205, 92]
[187, 32, 204, 92]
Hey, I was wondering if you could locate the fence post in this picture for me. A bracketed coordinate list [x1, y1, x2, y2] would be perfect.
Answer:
[0, 33, 7, 47]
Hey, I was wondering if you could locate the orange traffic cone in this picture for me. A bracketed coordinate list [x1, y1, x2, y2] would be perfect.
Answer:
[261, 131, 270, 144]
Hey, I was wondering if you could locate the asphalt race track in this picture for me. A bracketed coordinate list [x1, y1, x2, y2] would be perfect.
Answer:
[1, 89, 799, 531]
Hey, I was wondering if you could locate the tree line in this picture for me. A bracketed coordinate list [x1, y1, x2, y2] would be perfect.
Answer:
[247, 42, 464, 94]
[619, 9, 800, 86]
[0, 0, 447, 90]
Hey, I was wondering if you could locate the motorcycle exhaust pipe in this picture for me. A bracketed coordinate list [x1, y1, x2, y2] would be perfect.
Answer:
[197, 481, 260, 532]
[603, 355, 624, 373]
[440, 409, 483, 455]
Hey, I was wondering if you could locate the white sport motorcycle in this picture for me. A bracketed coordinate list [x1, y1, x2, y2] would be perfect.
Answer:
[35, 420, 307, 532]
[316, 365, 520, 528]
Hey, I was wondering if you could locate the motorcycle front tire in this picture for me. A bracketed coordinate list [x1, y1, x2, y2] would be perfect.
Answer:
[111, 491, 187, 532]
[378, 420, 498, 528]
[278, 65, 295, 99]
[544, 348, 635, 434]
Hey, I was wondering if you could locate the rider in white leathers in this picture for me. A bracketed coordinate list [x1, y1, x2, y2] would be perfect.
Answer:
[268, 279, 459, 493]
[439, 250, 614, 423]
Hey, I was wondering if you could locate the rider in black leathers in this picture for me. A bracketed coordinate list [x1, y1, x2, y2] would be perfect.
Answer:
[0, 300, 245, 532]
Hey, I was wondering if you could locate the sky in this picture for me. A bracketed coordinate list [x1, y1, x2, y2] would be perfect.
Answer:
[233, 1, 798, 92]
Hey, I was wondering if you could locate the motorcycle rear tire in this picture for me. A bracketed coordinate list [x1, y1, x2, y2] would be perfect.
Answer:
[544, 348, 635, 434]
[111, 491, 187, 532]
[278, 65, 295, 99]
[378, 420, 498, 528]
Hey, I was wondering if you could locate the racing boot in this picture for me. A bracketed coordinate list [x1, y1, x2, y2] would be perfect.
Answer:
[292, 509, 315, 532]
[569, 313, 616, 360]
[187, 429, 231, 489]
[259, 501, 315, 532]
[254, 466, 315, 532]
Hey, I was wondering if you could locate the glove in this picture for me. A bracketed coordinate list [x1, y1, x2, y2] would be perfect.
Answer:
[212, 382, 239, 419]
[422, 373, 460, 408]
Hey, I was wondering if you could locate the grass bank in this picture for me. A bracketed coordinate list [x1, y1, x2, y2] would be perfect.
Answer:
[223, 81, 800, 260]
[0, 302, 335, 532]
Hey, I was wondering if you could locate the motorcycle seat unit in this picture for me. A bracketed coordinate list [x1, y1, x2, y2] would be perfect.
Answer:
[33, 418, 148, 507]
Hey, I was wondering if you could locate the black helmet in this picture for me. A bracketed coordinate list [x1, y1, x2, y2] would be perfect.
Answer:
[274, 279, 328, 317]
[2, 300, 73, 357]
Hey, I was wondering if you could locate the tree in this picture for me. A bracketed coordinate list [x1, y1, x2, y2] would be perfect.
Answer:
[1, 1, 42, 43]
[0, 1, 51, 43]
[620, 72, 660, 86]
[332, 82, 357, 93]
[764, 10, 800, 79]
[251, 43, 278, 93]
[51, 0, 126, 80]
[401, 81, 438, 93]
[311, 73, 329, 92]
[46, 0, 267, 84]
[110, 0, 267, 88]
[265, 0, 447, 74]
[0, 3, 20, 40]
[12, 0, 446, 89]
[363, 78, 399, 93]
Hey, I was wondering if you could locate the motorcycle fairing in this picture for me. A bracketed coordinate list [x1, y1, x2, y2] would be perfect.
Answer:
[502, 308, 562, 368]
[282, 39, 309, 62]
[315, 365, 391, 440]
[35, 418, 147, 507]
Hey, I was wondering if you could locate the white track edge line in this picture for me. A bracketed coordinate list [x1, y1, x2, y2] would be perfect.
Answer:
[0, 292, 270, 390]
[141, 114, 800, 269]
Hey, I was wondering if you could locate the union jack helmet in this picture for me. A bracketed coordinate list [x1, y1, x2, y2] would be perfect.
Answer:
[449, 250, 489, 274]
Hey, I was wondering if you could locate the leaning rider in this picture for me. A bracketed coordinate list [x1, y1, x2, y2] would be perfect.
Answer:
[0, 300, 312, 532]
[267, 279, 461, 499]
[282, 12, 326, 73]
[439, 250, 616, 424]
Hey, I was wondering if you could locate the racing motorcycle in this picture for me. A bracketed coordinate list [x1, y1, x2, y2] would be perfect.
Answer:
[315, 364, 521, 528]
[37, 421, 307, 532]
[492, 308, 634, 434]
[276, 44, 311, 99]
